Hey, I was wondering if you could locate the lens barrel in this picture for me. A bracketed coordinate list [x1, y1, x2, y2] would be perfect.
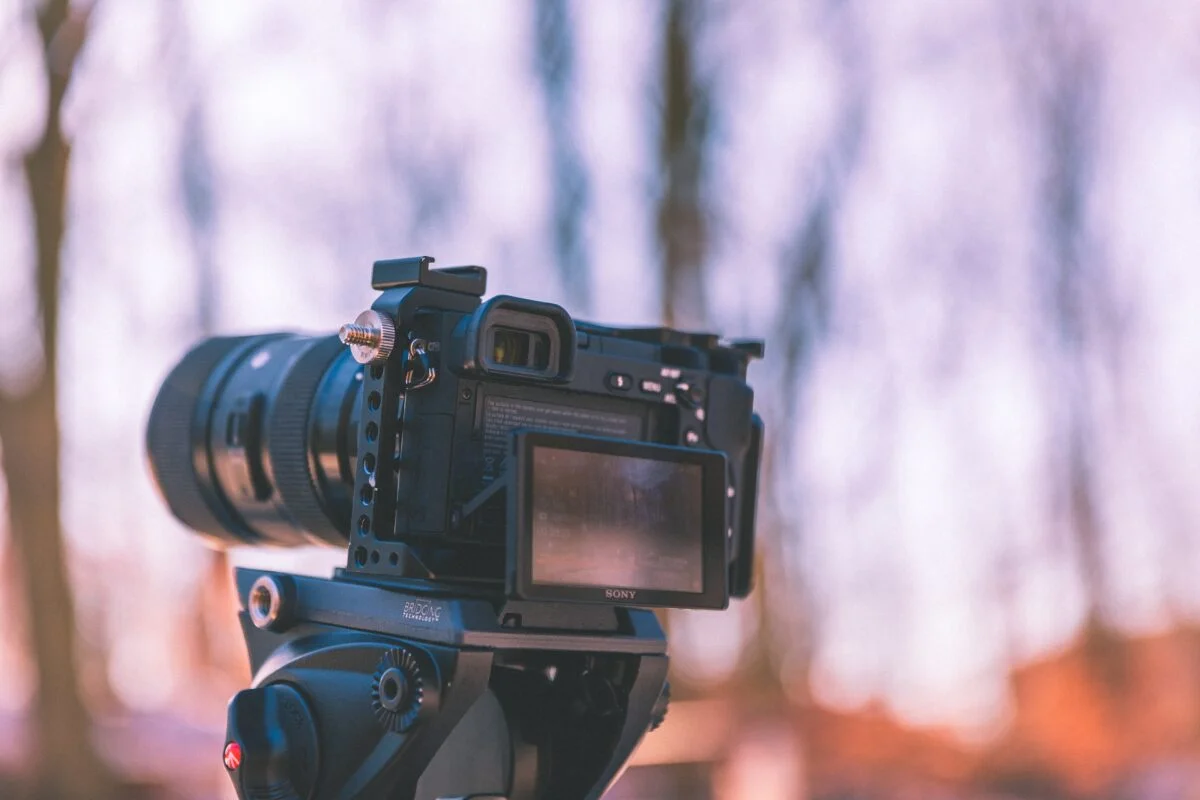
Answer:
[146, 333, 361, 547]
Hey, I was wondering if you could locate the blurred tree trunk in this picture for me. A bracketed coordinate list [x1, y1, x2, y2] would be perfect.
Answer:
[1009, 0, 1129, 696]
[745, 0, 869, 709]
[0, 2, 121, 797]
[748, 193, 837, 705]
[655, 0, 711, 672]
[1036, 8, 1109, 632]
[653, 27, 721, 800]
[166, 1, 248, 691]
[535, 0, 590, 310]
[657, 0, 710, 332]
[1013, 0, 1115, 634]
[180, 98, 241, 685]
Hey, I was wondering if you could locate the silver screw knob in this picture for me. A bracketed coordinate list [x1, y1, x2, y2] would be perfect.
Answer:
[339, 309, 397, 365]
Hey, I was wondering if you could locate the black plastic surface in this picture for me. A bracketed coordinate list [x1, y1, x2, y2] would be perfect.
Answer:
[372, 256, 488, 296]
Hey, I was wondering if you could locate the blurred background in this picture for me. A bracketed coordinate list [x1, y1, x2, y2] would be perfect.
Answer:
[3, 0, 1200, 797]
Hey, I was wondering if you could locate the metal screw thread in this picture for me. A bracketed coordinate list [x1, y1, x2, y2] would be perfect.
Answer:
[339, 323, 381, 347]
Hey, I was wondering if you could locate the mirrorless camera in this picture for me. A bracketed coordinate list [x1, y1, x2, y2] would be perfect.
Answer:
[148, 256, 763, 609]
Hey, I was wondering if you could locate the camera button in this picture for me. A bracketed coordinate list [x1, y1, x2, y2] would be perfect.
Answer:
[639, 379, 663, 395]
[685, 429, 702, 446]
[606, 372, 633, 391]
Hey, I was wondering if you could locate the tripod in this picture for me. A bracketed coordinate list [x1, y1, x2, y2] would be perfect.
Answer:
[223, 568, 671, 800]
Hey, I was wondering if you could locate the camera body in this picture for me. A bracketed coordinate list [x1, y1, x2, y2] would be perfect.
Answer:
[346, 257, 763, 609]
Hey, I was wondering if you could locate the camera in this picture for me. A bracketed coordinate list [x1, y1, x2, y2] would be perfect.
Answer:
[147, 255, 763, 609]
[145, 256, 765, 800]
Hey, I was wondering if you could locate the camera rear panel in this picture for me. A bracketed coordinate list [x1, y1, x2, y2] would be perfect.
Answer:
[344, 268, 762, 601]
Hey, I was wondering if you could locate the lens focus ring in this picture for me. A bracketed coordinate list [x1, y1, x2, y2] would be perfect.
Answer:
[267, 335, 349, 545]
[147, 336, 259, 543]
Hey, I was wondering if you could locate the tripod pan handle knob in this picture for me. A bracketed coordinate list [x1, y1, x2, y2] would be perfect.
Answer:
[225, 684, 320, 800]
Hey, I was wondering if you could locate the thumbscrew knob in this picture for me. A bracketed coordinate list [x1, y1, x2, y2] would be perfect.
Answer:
[339, 309, 397, 365]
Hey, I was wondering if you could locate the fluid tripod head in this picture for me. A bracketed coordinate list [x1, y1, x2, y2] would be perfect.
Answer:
[146, 257, 765, 799]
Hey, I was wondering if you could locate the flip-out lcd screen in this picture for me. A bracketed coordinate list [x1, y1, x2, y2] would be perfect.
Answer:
[508, 431, 729, 609]
[530, 448, 704, 592]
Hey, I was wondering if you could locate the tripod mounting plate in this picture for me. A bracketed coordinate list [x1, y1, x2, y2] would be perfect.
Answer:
[235, 569, 667, 665]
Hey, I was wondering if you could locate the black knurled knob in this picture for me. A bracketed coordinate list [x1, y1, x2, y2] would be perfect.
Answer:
[225, 684, 319, 800]
[372, 647, 438, 733]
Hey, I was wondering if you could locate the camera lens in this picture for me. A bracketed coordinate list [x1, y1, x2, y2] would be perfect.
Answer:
[146, 333, 362, 547]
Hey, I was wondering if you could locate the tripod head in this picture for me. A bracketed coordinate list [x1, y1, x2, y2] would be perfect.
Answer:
[224, 568, 670, 800]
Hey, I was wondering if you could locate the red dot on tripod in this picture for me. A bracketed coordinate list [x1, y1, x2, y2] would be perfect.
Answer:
[223, 741, 242, 771]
